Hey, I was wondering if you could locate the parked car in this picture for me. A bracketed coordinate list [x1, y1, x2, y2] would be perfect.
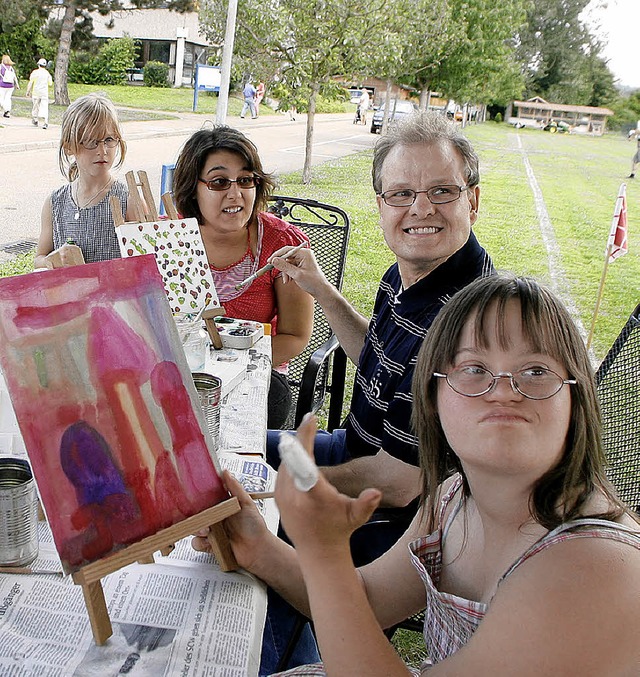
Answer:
[370, 100, 418, 134]
[349, 89, 364, 105]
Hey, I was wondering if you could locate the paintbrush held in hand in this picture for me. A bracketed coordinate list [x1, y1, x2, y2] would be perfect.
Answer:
[235, 241, 308, 290]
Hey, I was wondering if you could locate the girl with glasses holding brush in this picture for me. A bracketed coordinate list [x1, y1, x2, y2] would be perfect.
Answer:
[35, 93, 132, 269]
[172, 125, 313, 429]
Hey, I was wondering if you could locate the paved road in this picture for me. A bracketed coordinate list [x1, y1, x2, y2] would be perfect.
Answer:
[0, 110, 376, 259]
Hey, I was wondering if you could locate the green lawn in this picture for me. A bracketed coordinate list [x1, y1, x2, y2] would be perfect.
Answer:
[6, 83, 256, 125]
[277, 122, 638, 364]
[2, 120, 636, 362]
[5, 82, 352, 125]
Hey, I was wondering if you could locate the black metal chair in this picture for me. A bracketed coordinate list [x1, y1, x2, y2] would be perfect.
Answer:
[267, 195, 350, 431]
[595, 302, 640, 513]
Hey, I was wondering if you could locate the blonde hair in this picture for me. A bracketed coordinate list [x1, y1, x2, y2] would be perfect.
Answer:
[2, 55, 15, 66]
[59, 94, 126, 181]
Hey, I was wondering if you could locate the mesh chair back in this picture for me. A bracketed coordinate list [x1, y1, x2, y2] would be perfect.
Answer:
[595, 303, 640, 513]
[267, 196, 350, 428]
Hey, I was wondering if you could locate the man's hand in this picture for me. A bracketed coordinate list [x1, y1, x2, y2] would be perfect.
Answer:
[276, 415, 382, 555]
[192, 470, 272, 572]
[321, 450, 421, 508]
[269, 244, 331, 299]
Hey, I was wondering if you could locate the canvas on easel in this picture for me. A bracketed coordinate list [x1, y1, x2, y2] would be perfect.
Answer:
[0, 256, 238, 643]
[113, 171, 219, 315]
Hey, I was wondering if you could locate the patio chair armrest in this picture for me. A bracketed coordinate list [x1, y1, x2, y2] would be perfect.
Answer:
[294, 335, 346, 431]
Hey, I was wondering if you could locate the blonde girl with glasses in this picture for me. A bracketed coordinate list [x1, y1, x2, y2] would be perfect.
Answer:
[172, 125, 313, 429]
[34, 93, 132, 268]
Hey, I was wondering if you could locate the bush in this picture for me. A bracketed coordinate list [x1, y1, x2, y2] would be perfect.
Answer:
[494, 112, 503, 123]
[69, 37, 136, 85]
[144, 61, 170, 88]
[0, 252, 35, 278]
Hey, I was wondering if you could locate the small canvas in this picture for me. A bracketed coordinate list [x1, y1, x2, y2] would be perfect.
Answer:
[0, 256, 228, 574]
[116, 218, 218, 314]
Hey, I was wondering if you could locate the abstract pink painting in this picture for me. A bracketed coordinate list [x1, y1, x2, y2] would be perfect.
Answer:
[0, 255, 228, 574]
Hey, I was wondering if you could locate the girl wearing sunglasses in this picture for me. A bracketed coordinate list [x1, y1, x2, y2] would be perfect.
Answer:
[173, 126, 313, 428]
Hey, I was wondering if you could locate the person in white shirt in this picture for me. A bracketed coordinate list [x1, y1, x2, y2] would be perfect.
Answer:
[0, 54, 20, 118]
[358, 88, 370, 125]
[26, 58, 53, 129]
[628, 121, 640, 179]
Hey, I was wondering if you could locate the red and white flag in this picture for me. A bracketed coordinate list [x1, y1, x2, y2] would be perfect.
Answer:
[607, 183, 628, 262]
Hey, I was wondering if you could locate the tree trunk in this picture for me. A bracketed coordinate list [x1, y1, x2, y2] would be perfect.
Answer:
[302, 82, 319, 185]
[54, 0, 76, 106]
[381, 78, 393, 135]
[419, 86, 431, 111]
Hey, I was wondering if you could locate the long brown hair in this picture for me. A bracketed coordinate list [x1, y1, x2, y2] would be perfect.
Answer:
[412, 273, 627, 532]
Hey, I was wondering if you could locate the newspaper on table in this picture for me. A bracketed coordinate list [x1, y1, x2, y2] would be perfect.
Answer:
[0, 454, 278, 677]
[218, 337, 272, 457]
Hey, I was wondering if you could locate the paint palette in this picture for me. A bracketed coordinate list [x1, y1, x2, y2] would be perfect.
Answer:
[214, 318, 264, 349]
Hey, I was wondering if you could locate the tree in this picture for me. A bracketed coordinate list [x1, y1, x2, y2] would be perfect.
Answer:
[0, 0, 49, 74]
[409, 0, 528, 111]
[40, 0, 194, 106]
[201, 0, 389, 183]
[515, 0, 615, 105]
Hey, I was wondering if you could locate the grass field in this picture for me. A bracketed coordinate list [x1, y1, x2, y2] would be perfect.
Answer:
[1, 120, 636, 359]
[4, 82, 352, 125]
[276, 122, 638, 364]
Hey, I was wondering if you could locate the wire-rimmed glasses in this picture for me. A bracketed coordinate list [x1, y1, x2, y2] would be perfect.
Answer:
[198, 176, 260, 191]
[433, 365, 576, 400]
[378, 184, 469, 207]
[80, 137, 120, 150]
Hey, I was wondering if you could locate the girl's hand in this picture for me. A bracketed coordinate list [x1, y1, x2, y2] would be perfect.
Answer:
[191, 470, 272, 572]
[276, 415, 382, 555]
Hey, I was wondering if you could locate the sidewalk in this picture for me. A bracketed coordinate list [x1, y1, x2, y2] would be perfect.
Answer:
[0, 107, 352, 155]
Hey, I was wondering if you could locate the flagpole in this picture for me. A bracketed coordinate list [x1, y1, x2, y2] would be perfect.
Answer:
[586, 246, 612, 350]
[586, 183, 628, 350]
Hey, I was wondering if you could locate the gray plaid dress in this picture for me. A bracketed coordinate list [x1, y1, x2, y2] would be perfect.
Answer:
[51, 180, 127, 263]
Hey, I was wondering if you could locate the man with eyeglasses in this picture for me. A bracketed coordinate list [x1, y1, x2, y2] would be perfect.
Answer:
[256, 111, 494, 673]
[269, 111, 494, 551]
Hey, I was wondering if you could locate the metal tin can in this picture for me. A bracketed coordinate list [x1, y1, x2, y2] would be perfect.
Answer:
[192, 373, 222, 451]
[0, 458, 39, 566]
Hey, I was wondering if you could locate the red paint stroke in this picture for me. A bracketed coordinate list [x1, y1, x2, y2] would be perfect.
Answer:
[150, 361, 227, 507]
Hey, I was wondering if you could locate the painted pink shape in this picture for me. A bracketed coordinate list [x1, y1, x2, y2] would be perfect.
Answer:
[150, 361, 227, 507]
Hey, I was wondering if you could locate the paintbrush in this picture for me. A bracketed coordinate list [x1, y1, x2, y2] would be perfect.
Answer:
[235, 241, 308, 290]
[248, 491, 275, 500]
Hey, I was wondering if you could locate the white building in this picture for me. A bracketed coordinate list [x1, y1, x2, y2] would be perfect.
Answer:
[88, 5, 213, 87]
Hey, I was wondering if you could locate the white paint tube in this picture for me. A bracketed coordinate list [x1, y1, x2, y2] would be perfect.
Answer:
[278, 431, 319, 491]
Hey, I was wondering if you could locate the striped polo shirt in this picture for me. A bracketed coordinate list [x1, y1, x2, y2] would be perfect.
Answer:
[345, 231, 494, 465]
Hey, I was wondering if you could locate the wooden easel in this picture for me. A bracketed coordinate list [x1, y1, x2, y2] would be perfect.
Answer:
[72, 498, 241, 645]
[111, 172, 226, 349]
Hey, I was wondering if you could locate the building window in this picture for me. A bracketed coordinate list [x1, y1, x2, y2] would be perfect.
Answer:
[149, 41, 171, 64]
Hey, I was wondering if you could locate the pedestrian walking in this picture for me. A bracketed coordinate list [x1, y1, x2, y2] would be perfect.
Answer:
[26, 58, 52, 129]
[240, 80, 257, 119]
[358, 88, 370, 126]
[0, 55, 20, 118]
[628, 121, 640, 178]
[255, 81, 265, 116]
